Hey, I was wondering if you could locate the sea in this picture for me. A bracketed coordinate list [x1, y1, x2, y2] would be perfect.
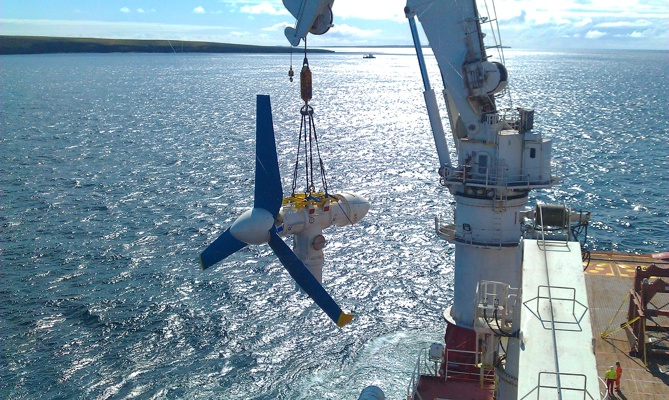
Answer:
[1, 48, 668, 399]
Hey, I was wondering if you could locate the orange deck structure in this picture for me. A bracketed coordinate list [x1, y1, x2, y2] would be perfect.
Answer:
[585, 252, 669, 399]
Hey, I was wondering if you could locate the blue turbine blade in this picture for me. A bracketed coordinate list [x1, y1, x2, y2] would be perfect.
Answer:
[200, 228, 247, 270]
[254, 95, 283, 217]
[267, 228, 353, 327]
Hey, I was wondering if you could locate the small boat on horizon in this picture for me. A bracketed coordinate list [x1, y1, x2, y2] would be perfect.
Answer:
[363, 53, 375, 59]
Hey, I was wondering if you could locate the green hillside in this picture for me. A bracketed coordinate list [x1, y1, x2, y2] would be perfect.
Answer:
[0, 36, 332, 55]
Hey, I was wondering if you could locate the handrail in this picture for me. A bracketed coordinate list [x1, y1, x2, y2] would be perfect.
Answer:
[522, 285, 589, 331]
[444, 347, 490, 382]
[597, 376, 608, 400]
[536, 372, 596, 400]
[406, 348, 426, 400]
[440, 162, 562, 189]
[407, 345, 496, 399]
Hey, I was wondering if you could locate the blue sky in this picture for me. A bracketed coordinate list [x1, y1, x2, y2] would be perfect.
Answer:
[2, 1, 668, 50]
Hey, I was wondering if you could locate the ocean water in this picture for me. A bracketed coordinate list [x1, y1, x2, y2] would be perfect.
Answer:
[1, 49, 667, 399]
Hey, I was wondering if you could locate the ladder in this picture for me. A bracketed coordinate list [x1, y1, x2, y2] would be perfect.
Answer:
[493, 190, 507, 212]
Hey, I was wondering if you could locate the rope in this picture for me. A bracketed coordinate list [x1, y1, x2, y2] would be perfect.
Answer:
[600, 292, 631, 338]
[291, 110, 305, 196]
[601, 316, 639, 339]
[288, 37, 331, 197]
[643, 318, 648, 367]
[308, 110, 330, 195]
[303, 36, 308, 60]
[582, 250, 591, 271]
[307, 106, 315, 192]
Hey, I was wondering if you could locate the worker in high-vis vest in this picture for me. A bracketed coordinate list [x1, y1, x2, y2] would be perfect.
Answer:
[605, 365, 617, 396]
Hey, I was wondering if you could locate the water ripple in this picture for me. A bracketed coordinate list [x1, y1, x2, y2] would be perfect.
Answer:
[1, 50, 667, 399]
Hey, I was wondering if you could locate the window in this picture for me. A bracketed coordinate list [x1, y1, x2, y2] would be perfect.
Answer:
[530, 148, 536, 158]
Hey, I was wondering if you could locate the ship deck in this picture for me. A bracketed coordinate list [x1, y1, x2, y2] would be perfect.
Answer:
[412, 251, 669, 400]
[585, 251, 669, 399]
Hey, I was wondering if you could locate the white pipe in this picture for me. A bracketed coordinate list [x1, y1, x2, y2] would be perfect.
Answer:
[424, 88, 452, 167]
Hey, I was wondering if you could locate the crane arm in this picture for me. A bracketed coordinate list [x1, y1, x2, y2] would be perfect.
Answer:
[283, 0, 335, 46]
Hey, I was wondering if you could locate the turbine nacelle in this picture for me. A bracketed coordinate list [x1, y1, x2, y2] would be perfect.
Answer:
[331, 192, 370, 226]
[278, 192, 370, 236]
[276, 192, 369, 284]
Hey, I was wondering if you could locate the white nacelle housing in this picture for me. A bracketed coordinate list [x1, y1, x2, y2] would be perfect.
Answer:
[331, 192, 370, 226]
[277, 192, 369, 235]
[276, 192, 369, 283]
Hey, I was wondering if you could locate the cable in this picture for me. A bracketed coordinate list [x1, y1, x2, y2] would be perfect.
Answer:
[288, 37, 332, 198]
[483, 307, 517, 338]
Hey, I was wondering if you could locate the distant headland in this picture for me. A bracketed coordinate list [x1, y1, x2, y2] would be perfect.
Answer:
[0, 36, 334, 55]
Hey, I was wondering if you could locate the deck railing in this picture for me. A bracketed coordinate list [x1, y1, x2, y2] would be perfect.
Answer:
[406, 344, 497, 399]
[528, 371, 596, 400]
[597, 376, 609, 400]
[522, 285, 589, 332]
[444, 347, 496, 390]
[439, 163, 562, 189]
[406, 347, 432, 400]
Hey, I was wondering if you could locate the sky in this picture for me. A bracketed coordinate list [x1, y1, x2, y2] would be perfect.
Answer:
[2, 0, 668, 50]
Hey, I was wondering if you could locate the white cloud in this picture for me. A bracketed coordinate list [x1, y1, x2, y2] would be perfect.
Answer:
[585, 30, 607, 39]
[262, 22, 291, 32]
[240, 3, 289, 16]
[554, 17, 573, 25]
[0, 18, 234, 41]
[596, 20, 653, 28]
[330, 23, 382, 38]
[332, 0, 405, 22]
[4, 1, 668, 49]
[230, 31, 248, 38]
[489, 0, 668, 28]
[304, 22, 388, 45]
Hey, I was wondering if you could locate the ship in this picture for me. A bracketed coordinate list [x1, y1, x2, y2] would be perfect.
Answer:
[202, 1, 669, 399]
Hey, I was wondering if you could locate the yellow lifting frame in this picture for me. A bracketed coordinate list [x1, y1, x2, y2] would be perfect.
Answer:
[282, 191, 339, 209]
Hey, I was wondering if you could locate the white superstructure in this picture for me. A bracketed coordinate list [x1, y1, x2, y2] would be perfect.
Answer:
[404, 0, 553, 327]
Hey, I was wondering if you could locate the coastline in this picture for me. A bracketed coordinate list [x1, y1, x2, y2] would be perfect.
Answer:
[0, 35, 334, 55]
